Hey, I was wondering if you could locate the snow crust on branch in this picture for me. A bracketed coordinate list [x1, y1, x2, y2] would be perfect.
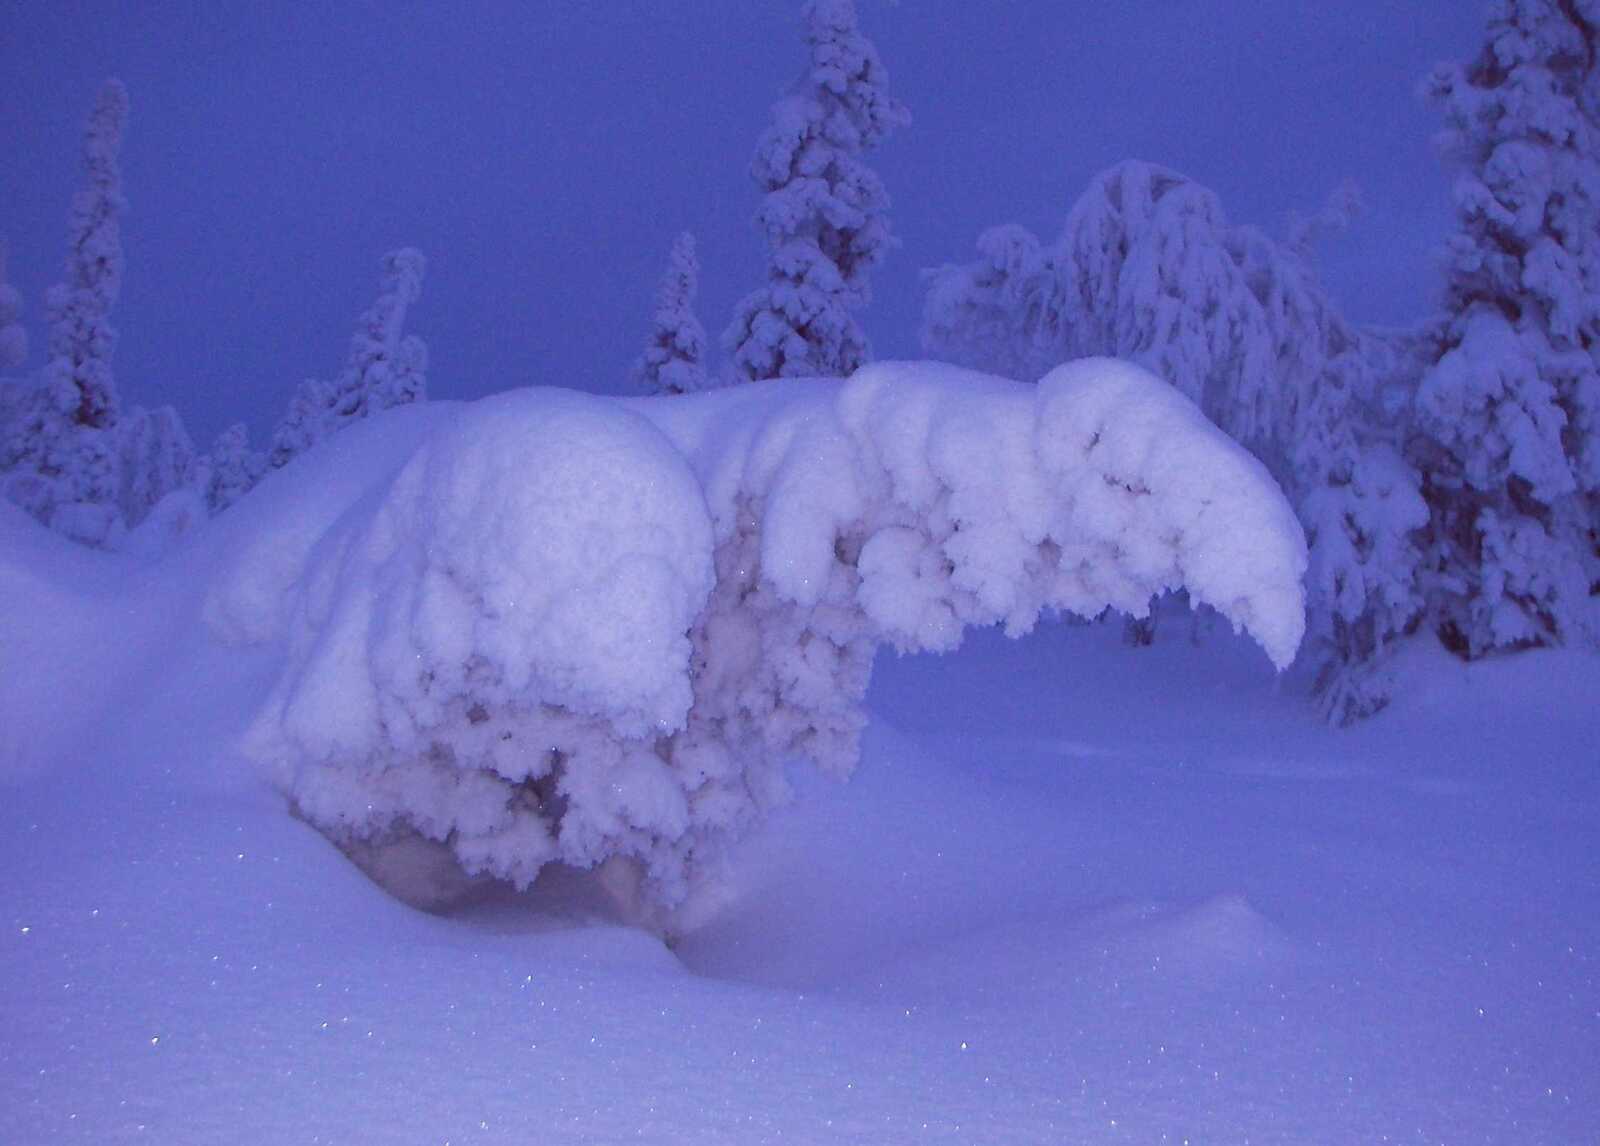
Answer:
[217, 361, 1305, 910]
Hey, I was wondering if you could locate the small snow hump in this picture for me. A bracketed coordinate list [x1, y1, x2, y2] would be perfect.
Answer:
[1084, 893, 1294, 984]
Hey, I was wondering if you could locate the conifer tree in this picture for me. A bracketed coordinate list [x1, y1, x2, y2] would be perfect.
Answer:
[724, 0, 909, 383]
[1, 79, 130, 544]
[1414, 0, 1600, 656]
[202, 422, 267, 513]
[272, 248, 428, 468]
[633, 232, 708, 395]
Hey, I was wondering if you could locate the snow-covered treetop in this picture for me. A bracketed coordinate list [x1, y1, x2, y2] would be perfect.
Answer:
[64, 78, 129, 315]
[1426, 0, 1600, 337]
[633, 232, 708, 396]
[338, 247, 428, 415]
[269, 248, 428, 468]
[726, 0, 909, 383]
[45, 77, 130, 431]
[214, 360, 1305, 912]
[752, 0, 910, 295]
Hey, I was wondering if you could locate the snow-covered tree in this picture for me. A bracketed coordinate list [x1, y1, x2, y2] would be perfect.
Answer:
[0, 241, 27, 372]
[46, 78, 128, 434]
[1, 79, 130, 546]
[1412, 0, 1600, 656]
[923, 162, 1320, 460]
[114, 404, 196, 527]
[1298, 335, 1430, 720]
[632, 232, 708, 395]
[271, 248, 428, 468]
[723, 0, 909, 383]
[202, 422, 267, 513]
[923, 161, 1430, 714]
[230, 362, 1306, 923]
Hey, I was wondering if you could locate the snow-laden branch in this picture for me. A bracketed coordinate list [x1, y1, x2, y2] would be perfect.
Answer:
[213, 360, 1305, 912]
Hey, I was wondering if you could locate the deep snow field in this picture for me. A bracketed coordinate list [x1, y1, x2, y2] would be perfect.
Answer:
[3, 389, 1598, 1144]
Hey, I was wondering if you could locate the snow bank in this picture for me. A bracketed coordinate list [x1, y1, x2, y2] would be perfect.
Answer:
[217, 360, 1305, 913]
[0, 501, 143, 781]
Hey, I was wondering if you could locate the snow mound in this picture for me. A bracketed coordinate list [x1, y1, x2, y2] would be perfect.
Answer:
[222, 360, 1305, 914]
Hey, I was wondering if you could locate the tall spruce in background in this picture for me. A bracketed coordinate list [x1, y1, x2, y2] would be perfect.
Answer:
[271, 248, 428, 468]
[1414, 0, 1600, 656]
[1, 79, 131, 545]
[633, 232, 708, 395]
[724, 0, 909, 383]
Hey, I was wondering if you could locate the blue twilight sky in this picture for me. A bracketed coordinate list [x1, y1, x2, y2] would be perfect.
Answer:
[1, 2, 1481, 447]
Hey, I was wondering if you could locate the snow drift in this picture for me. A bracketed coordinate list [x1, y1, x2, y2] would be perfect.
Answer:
[214, 359, 1306, 914]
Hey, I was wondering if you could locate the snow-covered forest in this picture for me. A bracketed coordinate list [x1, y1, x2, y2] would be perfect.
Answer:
[2, 2, 1597, 1142]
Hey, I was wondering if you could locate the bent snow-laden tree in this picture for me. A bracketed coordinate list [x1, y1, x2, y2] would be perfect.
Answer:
[923, 161, 1426, 719]
[1413, 0, 1600, 657]
[724, 0, 910, 383]
[216, 361, 1305, 924]
[271, 248, 429, 469]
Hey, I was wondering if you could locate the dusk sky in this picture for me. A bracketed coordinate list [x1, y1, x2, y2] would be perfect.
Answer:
[3, 2, 1479, 446]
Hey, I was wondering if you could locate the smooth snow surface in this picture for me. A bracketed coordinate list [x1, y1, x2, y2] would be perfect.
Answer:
[3, 377, 1594, 1144]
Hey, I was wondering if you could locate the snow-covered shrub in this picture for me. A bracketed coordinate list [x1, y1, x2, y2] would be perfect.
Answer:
[723, 0, 909, 383]
[271, 248, 429, 468]
[224, 361, 1305, 922]
[633, 232, 709, 396]
[1413, 0, 1600, 656]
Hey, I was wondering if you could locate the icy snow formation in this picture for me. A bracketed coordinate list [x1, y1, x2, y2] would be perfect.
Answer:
[220, 360, 1305, 912]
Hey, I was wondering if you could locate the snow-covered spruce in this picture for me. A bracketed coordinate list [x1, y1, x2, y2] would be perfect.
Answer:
[633, 232, 709, 396]
[1413, 0, 1600, 657]
[219, 361, 1305, 920]
[271, 248, 429, 469]
[1, 80, 200, 549]
[2, 79, 131, 546]
[724, 0, 909, 384]
[200, 422, 267, 514]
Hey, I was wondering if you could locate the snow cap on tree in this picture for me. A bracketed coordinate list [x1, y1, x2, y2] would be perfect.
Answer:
[633, 232, 708, 395]
[724, 0, 909, 383]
